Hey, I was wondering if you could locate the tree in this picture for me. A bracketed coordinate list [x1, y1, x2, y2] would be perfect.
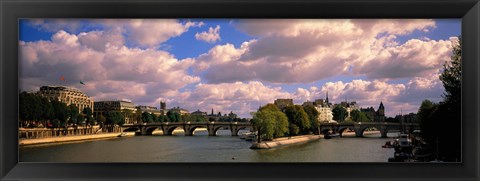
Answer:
[134, 109, 142, 124]
[303, 105, 319, 133]
[68, 104, 79, 126]
[418, 36, 461, 162]
[332, 105, 347, 122]
[51, 100, 70, 127]
[142, 112, 153, 123]
[83, 107, 93, 126]
[285, 105, 310, 135]
[251, 104, 289, 142]
[351, 110, 370, 122]
[97, 114, 106, 127]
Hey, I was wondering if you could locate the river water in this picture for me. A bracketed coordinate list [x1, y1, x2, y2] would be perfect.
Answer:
[20, 130, 398, 162]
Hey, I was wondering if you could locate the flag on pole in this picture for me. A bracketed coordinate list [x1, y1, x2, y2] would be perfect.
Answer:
[60, 76, 65, 82]
[80, 81, 85, 85]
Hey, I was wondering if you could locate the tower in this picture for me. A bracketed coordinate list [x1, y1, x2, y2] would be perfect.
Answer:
[325, 91, 329, 104]
[160, 101, 166, 110]
[211, 108, 214, 116]
[378, 102, 385, 116]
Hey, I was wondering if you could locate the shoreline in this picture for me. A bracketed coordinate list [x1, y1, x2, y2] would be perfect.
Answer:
[19, 132, 135, 146]
[250, 135, 322, 149]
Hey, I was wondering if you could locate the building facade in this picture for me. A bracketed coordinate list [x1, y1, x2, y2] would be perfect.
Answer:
[94, 99, 137, 124]
[37, 85, 94, 113]
[136, 105, 163, 116]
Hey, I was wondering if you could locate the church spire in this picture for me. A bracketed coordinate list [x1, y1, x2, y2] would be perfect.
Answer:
[326, 91, 329, 103]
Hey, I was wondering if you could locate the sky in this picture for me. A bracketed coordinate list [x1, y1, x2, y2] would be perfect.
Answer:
[19, 19, 461, 118]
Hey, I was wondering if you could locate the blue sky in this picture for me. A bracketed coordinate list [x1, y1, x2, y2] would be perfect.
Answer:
[19, 19, 460, 118]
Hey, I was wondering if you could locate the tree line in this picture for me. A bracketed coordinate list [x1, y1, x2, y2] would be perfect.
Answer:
[19, 92, 93, 128]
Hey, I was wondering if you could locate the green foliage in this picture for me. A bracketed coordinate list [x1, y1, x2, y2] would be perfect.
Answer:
[285, 105, 311, 135]
[418, 37, 461, 161]
[167, 111, 181, 122]
[83, 107, 93, 125]
[440, 36, 461, 107]
[303, 105, 319, 132]
[142, 112, 154, 123]
[106, 111, 125, 125]
[351, 109, 370, 122]
[332, 105, 347, 122]
[97, 114, 106, 125]
[191, 114, 207, 122]
[251, 104, 289, 142]
[134, 109, 142, 124]
[68, 104, 79, 125]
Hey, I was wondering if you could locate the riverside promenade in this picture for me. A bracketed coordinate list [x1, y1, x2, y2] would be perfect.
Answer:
[19, 132, 135, 146]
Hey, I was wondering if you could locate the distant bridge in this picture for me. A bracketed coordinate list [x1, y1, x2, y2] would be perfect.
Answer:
[319, 122, 421, 138]
[122, 122, 253, 136]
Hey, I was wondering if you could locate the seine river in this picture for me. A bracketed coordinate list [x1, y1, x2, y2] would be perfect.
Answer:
[20, 130, 398, 162]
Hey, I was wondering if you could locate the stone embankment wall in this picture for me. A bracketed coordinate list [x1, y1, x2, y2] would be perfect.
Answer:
[250, 135, 322, 149]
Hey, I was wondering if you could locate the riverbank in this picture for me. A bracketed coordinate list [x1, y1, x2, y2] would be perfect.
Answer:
[19, 132, 135, 146]
[250, 135, 322, 149]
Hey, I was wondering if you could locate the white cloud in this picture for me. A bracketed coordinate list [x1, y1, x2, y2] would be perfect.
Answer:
[19, 30, 200, 106]
[195, 25, 221, 43]
[196, 19, 450, 84]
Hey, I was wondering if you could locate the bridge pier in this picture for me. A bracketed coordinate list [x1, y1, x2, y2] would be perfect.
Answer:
[380, 130, 388, 138]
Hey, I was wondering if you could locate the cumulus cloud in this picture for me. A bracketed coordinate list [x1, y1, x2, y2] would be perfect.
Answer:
[162, 81, 292, 118]
[19, 30, 200, 105]
[195, 19, 451, 84]
[26, 19, 204, 48]
[195, 25, 221, 43]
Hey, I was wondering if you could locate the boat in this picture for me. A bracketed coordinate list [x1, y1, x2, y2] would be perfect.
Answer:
[324, 133, 339, 139]
[382, 141, 394, 148]
[394, 134, 413, 153]
[117, 132, 127, 137]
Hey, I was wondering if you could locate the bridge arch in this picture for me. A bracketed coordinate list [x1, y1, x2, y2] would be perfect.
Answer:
[165, 126, 185, 136]
[145, 127, 162, 135]
[187, 126, 208, 136]
[212, 125, 231, 136]
[356, 126, 387, 138]
[337, 126, 354, 137]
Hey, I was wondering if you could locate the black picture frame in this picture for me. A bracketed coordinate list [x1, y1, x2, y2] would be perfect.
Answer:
[1, 0, 479, 180]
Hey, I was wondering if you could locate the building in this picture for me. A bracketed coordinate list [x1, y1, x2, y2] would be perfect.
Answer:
[303, 92, 334, 122]
[376, 102, 385, 122]
[191, 109, 208, 117]
[136, 105, 163, 116]
[94, 99, 137, 124]
[37, 85, 94, 113]
[168, 106, 190, 115]
[336, 101, 359, 118]
[359, 102, 386, 122]
[274, 99, 293, 110]
[315, 106, 334, 122]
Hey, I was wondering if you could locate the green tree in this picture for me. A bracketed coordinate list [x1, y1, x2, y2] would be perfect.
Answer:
[303, 105, 319, 133]
[351, 109, 370, 122]
[82, 107, 93, 125]
[142, 112, 153, 123]
[251, 104, 289, 142]
[68, 104, 79, 125]
[418, 36, 461, 162]
[285, 105, 311, 135]
[134, 109, 142, 124]
[97, 114, 106, 127]
[332, 105, 347, 122]
[51, 100, 70, 127]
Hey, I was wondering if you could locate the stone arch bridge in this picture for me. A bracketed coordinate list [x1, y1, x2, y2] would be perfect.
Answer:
[319, 122, 421, 138]
[122, 122, 253, 136]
